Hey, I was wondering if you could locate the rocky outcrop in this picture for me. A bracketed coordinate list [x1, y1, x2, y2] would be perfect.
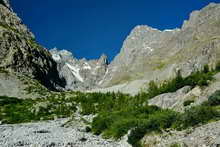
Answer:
[0, 2, 65, 90]
[148, 72, 220, 111]
[50, 48, 108, 90]
[101, 3, 220, 94]
[0, 0, 11, 10]
[148, 86, 192, 111]
[141, 120, 220, 147]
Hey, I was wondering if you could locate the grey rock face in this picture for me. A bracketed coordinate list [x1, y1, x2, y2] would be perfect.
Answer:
[148, 86, 192, 111]
[101, 3, 220, 93]
[0, 3, 65, 90]
[50, 48, 108, 90]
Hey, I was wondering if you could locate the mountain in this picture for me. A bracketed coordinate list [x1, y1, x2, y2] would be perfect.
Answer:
[0, 0, 65, 95]
[97, 3, 220, 94]
[50, 3, 220, 94]
[50, 48, 108, 90]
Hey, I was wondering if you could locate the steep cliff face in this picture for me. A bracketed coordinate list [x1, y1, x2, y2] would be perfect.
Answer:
[0, 2, 65, 90]
[50, 48, 108, 90]
[101, 3, 220, 92]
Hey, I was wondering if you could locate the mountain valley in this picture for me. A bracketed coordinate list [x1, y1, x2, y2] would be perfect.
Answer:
[1, 1, 220, 147]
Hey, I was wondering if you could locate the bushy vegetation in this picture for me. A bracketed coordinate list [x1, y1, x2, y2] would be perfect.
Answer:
[146, 69, 214, 100]
[183, 100, 195, 106]
[92, 105, 160, 138]
[128, 110, 179, 146]
[206, 90, 220, 106]
[128, 105, 220, 146]
[0, 95, 77, 124]
[170, 143, 181, 147]
[173, 106, 219, 130]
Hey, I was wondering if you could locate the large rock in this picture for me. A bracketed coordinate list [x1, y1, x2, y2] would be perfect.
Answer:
[148, 86, 192, 111]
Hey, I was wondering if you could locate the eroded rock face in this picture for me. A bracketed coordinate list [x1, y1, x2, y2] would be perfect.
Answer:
[148, 86, 192, 112]
[0, 2, 65, 90]
[101, 3, 220, 92]
[50, 48, 108, 90]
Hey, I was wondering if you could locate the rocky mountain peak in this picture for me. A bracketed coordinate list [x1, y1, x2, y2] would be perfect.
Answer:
[50, 49, 108, 90]
[0, 1, 65, 90]
[182, 2, 220, 30]
[99, 3, 220, 94]
[50, 48, 74, 63]
[98, 54, 108, 65]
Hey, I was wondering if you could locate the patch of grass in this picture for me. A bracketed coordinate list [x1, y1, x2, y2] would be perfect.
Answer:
[128, 110, 179, 146]
[172, 106, 220, 130]
[183, 100, 195, 106]
[0, 96, 22, 106]
[0, 67, 9, 74]
[20, 75, 50, 96]
[92, 105, 160, 138]
[0, 95, 77, 124]
[170, 143, 181, 147]
[145, 66, 215, 100]
[206, 90, 220, 106]
[128, 105, 220, 147]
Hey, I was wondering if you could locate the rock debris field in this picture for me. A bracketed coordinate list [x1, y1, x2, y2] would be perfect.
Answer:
[0, 119, 130, 147]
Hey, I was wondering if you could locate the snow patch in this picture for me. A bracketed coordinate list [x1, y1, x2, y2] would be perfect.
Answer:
[83, 62, 91, 70]
[52, 54, 61, 61]
[98, 69, 109, 85]
[164, 28, 180, 32]
[131, 36, 136, 40]
[164, 29, 174, 32]
[143, 43, 154, 52]
[66, 63, 84, 82]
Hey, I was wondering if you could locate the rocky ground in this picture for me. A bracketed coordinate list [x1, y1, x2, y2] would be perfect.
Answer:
[0, 118, 130, 147]
[142, 120, 220, 147]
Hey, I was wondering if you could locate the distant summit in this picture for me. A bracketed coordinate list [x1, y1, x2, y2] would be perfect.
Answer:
[50, 48, 108, 90]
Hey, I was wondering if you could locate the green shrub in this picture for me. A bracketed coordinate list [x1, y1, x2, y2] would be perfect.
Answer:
[208, 90, 220, 106]
[203, 64, 209, 73]
[104, 118, 139, 139]
[184, 71, 213, 87]
[216, 62, 220, 71]
[91, 105, 160, 139]
[183, 100, 195, 106]
[173, 106, 219, 130]
[146, 67, 214, 100]
[128, 110, 179, 146]
[0, 96, 23, 106]
[170, 143, 181, 147]
[85, 126, 92, 132]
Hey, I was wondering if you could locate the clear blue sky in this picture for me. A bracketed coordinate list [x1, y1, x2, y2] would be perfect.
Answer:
[10, 0, 219, 61]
